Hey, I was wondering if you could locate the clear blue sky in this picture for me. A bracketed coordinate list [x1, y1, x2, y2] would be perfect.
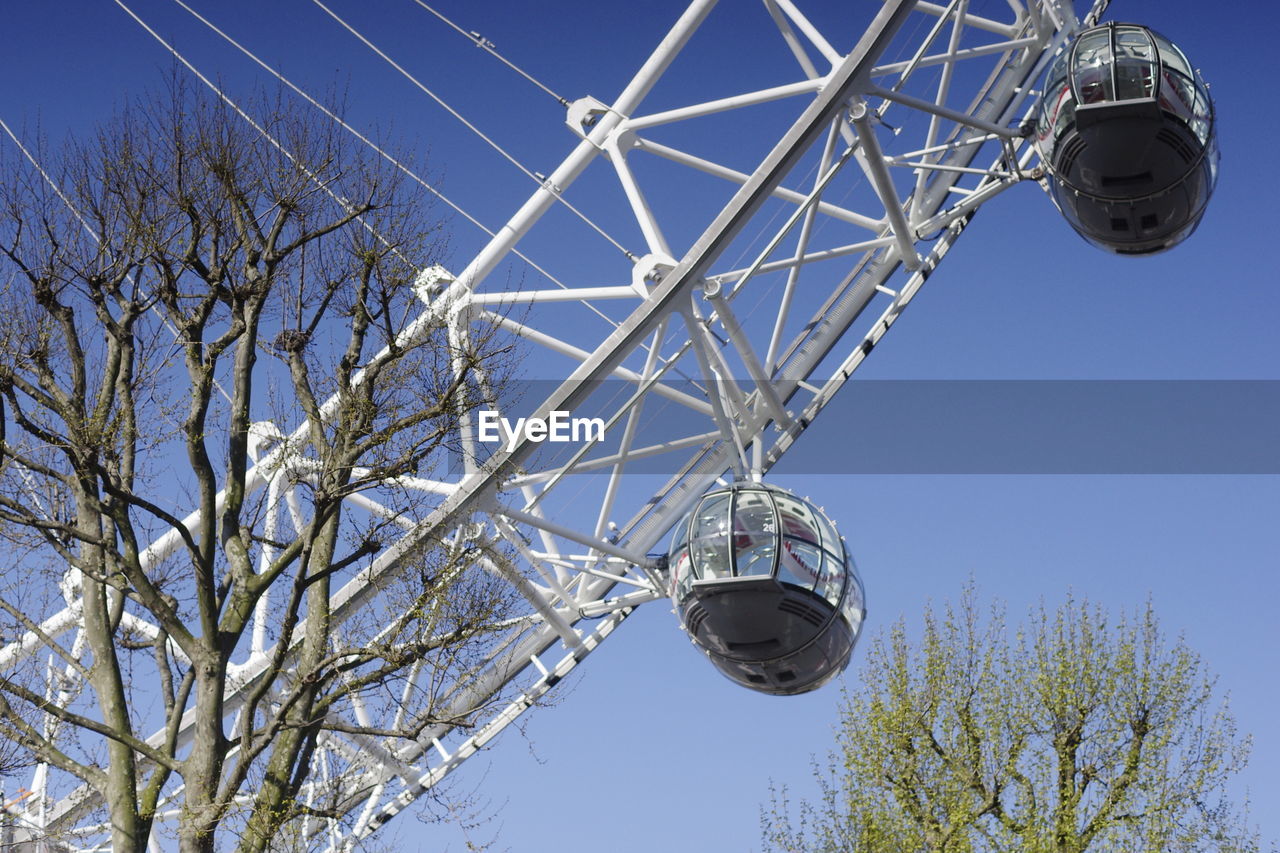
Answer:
[1, 1, 1276, 851]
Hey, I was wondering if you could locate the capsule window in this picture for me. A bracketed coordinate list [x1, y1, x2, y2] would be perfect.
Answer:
[777, 538, 822, 591]
[1159, 69, 1198, 123]
[1113, 27, 1156, 99]
[1072, 30, 1114, 103]
[1151, 32, 1193, 81]
[841, 567, 866, 627]
[670, 511, 691, 553]
[819, 553, 845, 607]
[691, 494, 732, 579]
[775, 494, 821, 546]
[673, 485, 860, 622]
[1046, 49, 1070, 93]
[811, 508, 842, 557]
[731, 490, 777, 577]
[671, 548, 693, 600]
[1189, 69, 1213, 122]
[1053, 98, 1076, 145]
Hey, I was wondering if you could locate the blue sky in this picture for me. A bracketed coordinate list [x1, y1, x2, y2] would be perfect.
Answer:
[1, 1, 1276, 851]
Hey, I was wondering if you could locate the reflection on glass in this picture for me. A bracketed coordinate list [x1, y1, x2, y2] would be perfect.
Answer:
[692, 494, 730, 579]
[670, 512, 690, 553]
[1073, 30, 1114, 103]
[842, 570, 865, 628]
[775, 494, 820, 546]
[1152, 32, 1193, 79]
[668, 484, 858, 612]
[1047, 49, 1070, 91]
[813, 509, 841, 558]
[778, 538, 821, 591]
[671, 548, 692, 600]
[819, 554, 845, 607]
[732, 491, 776, 577]
[1114, 28, 1155, 99]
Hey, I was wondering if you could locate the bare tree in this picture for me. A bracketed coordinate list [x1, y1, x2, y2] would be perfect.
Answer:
[0, 84, 515, 852]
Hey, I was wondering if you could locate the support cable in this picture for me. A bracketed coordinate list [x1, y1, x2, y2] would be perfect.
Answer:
[132, 0, 678, 387]
[308, 0, 636, 260]
[408, 0, 571, 107]
[113, 0, 404, 264]
[163, 0, 626, 333]
[161, 3, 684, 357]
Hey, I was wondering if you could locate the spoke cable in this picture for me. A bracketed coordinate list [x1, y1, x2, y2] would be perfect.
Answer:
[163, 0, 613, 322]
[161, 0, 700, 364]
[122, 1, 680, 431]
[408, 0, 571, 107]
[113, 0, 393, 253]
[307, 0, 636, 261]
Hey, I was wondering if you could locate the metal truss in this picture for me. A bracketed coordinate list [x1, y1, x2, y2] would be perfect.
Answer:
[2, 0, 1102, 848]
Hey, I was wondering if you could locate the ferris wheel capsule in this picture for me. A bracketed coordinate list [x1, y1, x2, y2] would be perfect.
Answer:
[1034, 23, 1218, 255]
[667, 483, 866, 695]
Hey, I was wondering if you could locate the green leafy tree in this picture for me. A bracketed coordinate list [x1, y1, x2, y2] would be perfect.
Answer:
[763, 589, 1264, 853]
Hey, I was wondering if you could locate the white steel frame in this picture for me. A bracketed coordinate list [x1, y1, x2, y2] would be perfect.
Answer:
[1, 0, 1106, 848]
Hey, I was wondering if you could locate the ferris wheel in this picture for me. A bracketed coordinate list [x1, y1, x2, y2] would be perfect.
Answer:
[0, 0, 1218, 849]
